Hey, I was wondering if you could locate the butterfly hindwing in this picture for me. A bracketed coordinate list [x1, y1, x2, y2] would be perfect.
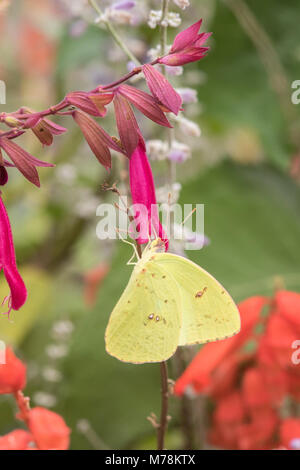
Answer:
[153, 253, 241, 346]
[105, 258, 182, 364]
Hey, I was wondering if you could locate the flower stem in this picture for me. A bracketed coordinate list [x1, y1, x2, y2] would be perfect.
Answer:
[157, 361, 169, 450]
[88, 0, 141, 65]
[159, 0, 176, 190]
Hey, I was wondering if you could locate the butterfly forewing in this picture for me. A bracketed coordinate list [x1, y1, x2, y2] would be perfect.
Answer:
[153, 253, 240, 346]
[105, 258, 181, 364]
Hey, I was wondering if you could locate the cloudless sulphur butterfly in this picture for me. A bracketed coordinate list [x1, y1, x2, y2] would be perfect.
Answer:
[105, 239, 240, 364]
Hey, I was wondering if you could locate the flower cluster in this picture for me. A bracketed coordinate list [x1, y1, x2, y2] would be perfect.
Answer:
[0, 347, 70, 450]
[174, 291, 300, 450]
[0, 19, 210, 317]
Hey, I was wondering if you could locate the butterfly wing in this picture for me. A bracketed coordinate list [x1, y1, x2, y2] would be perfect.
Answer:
[105, 259, 182, 364]
[153, 253, 240, 346]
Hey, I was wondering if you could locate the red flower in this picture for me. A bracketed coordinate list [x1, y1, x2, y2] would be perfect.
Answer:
[158, 20, 211, 66]
[280, 418, 300, 450]
[0, 430, 34, 450]
[174, 296, 267, 395]
[27, 407, 70, 450]
[0, 347, 26, 394]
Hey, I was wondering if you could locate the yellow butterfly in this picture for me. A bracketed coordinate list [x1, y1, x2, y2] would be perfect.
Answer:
[105, 238, 240, 364]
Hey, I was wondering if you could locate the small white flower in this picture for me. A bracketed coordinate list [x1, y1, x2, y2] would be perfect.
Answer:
[176, 88, 198, 104]
[156, 182, 182, 204]
[46, 344, 68, 359]
[107, 8, 133, 25]
[146, 140, 168, 161]
[42, 367, 63, 383]
[52, 320, 74, 340]
[177, 116, 201, 137]
[147, 10, 162, 29]
[167, 141, 191, 163]
[173, 0, 190, 10]
[167, 12, 181, 28]
[56, 164, 77, 185]
[33, 392, 57, 408]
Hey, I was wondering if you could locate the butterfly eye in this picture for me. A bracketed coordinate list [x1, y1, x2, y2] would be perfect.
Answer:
[148, 314, 154, 320]
[155, 316, 160, 322]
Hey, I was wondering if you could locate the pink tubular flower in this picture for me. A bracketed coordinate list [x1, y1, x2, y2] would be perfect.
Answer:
[0, 195, 27, 315]
[129, 140, 168, 248]
[158, 19, 211, 66]
[142, 64, 182, 115]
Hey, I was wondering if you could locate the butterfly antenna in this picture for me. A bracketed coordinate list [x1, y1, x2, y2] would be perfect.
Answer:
[116, 229, 140, 264]
[180, 207, 197, 227]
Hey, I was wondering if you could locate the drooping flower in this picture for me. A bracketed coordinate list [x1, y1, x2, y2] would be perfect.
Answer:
[158, 19, 211, 66]
[21, 108, 67, 146]
[129, 140, 168, 247]
[113, 93, 140, 158]
[0, 137, 54, 187]
[0, 347, 26, 394]
[142, 64, 182, 115]
[0, 195, 27, 315]
[72, 109, 124, 170]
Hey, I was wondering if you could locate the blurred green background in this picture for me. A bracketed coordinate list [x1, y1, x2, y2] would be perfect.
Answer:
[0, 0, 299, 449]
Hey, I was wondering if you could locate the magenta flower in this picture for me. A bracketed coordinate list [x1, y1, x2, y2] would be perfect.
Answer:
[0, 195, 27, 316]
[0, 137, 55, 187]
[129, 139, 168, 248]
[142, 64, 182, 115]
[158, 19, 211, 66]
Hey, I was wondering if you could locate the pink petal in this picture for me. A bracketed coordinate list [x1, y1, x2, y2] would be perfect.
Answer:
[67, 91, 101, 117]
[170, 19, 203, 53]
[129, 141, 168, 247]
[72, 110, 112, 169]
[118, 85, 172, 128]
[113, 94, 140, 157]
[42, 119, 68, 135]
[195, 32, 212, 47]
[0, 138, 41, 187]
[159, 49, 209, 66]
[0, 196, 27, 310]
[142, 64, 182, 115]
[88, 92, 114, 117]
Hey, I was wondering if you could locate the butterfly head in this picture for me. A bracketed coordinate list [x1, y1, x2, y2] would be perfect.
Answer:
[149, 238, 167, 253]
